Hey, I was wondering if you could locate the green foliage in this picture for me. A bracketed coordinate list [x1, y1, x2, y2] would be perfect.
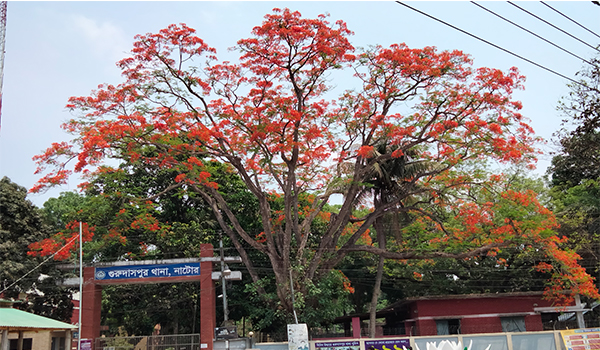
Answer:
[549, 55, 600, 187]
[0, 177, 47, 288]
[300, 269, 355, 327]
[241, 268, 354, 339]
[103, 327, 134, 349]
[547, 55, 600, 295]
[0, 177, 73, 322]
[102, 283, 201, 336]
[42, 191, 89, 231]
[550, 179, 600, 279]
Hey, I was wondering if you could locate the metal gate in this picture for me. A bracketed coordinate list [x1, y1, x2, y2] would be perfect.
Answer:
[95, 334, 201, 350]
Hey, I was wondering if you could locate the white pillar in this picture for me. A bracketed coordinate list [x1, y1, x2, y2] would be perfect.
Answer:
[65, 330, 72, 350]
[1, 329, 8, 350]
[16, 331, 22, 350]
[575, 294, 586, 329]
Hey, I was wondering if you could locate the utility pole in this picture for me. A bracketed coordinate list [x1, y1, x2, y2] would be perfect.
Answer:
[219, 232, 230, 324]
[575, 294, 586, 329]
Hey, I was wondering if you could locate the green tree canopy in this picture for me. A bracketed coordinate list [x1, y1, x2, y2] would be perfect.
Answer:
[0, 177, 73, 322]
[549, 55, 600, 187]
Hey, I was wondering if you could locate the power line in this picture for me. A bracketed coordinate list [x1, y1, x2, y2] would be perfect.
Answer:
[395, 2, 600, 94]
[540, 1, 600, 40]
[0, 234, 79, 295]
[508, 1, 600, 54]
[471, 2, 594, 66]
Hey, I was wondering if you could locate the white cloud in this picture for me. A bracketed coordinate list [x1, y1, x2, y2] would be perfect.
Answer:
[70, 14, 130, 62]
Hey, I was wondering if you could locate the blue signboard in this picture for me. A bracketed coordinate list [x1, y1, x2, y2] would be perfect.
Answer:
[94, 262, 201, 281]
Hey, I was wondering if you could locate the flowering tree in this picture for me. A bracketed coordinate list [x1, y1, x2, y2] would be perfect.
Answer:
[32, 9, 599, 320]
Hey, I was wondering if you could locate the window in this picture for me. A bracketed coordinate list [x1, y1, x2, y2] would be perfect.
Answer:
[383, 322, 406, 336]
[501, 316, 526, 332]
[436, 319, 461, 335]
[9, 339, 32, 350]
[52, 337, 66, 350]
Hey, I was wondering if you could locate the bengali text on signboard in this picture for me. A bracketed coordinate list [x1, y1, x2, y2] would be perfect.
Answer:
[80, 339, 92, 350]
[94, 262, 201, 281]
[314, 341, 360, 350]
[364, 339, 411, 350]
[561, 328, 600, 350]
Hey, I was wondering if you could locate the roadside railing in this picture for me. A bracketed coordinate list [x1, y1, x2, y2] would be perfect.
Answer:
[95, 333, 201, 350]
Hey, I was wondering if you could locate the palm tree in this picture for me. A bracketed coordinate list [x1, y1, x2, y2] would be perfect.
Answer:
[360, 141, 430, 337]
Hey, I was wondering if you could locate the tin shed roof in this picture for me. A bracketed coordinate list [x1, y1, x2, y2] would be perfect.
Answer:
[0, 308, 76, 330]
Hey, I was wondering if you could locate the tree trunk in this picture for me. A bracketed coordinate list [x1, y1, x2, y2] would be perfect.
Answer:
[369, 217, 386, 338]
[369, 254, 385, 338]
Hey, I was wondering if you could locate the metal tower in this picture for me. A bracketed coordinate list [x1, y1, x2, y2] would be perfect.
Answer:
[0, 1, 7, 131]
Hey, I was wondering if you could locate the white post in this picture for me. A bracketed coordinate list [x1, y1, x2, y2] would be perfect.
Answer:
[575, 294, 586, 329]
[78, 222, 83, 350]
[65, 330, 71, 350]
[16, 331, 22, 350]
[0, 329, 8, 350]
[219, 232, 229, 323]
[289, 270, 298, 324]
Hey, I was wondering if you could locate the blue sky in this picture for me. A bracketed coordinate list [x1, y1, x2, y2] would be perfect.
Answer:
[0, 1, 598, 207]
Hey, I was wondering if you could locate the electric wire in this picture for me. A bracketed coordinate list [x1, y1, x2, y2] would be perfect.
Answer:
[395, 2, 600, 94]
[507, 1, 600, 53]
[540, 1, 600, 40]
[13, 2, 600, 319]
[0, 234, 80, 295]
[470, 1, 594, 66]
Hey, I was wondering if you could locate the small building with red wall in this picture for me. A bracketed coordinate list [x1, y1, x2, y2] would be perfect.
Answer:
[336, 292, 583, 337]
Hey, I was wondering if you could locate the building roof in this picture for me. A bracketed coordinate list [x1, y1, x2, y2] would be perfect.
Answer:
[0, 308, 76, 331]
[399, 291, 547, 302]
[380, 291, 548, 311]
[334, 291, 554, 323]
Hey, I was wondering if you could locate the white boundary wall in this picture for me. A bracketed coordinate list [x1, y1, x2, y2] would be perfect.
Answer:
[251, 330, 569, 350]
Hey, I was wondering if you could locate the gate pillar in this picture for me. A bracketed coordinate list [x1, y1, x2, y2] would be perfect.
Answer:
[81, 266, 102, 348]
[200, 244, 216, 350]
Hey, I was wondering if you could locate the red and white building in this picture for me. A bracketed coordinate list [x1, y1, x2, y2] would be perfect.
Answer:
[336, 292, 586, 337]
